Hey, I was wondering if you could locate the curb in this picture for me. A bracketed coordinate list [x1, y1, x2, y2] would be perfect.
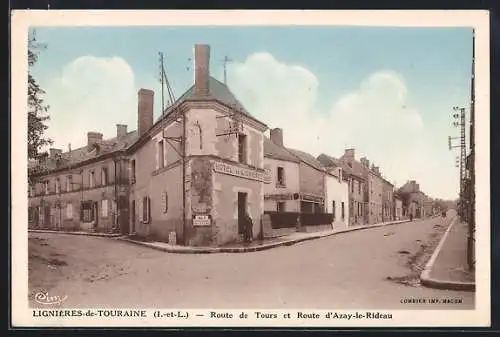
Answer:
[419, 218, 475, 292]
[28, 229, 123, 238]
[117, 219, 413, 254]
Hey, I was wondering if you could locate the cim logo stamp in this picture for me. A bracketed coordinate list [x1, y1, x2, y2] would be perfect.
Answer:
[34, 291, 68, 306]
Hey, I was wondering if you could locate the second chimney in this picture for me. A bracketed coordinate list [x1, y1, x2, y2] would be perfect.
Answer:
[344, 148, 355, 159]
[87, 132, 103, 146]
[138, 89, 154, 136]
[49, 148, 62, 159]
[270, 128, 284, 147]
[117, 124, 128, 138]
[194, 44, 210, 96]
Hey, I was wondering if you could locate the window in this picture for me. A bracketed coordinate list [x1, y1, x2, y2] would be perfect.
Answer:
[101, 167, 108, 185]
[162, 192, 168, 213]
[157, 140, 165, 169]
[101, 200, 109, 217]
[142, 196, 151, 224]
[66, 203, 73, 219]
[55, 178, 60, 194]
[238, 134, 247, 163]
[277, 167, 285, 186]
[277, 201, 285, 212]
[89, 171, 95, 188]
[351, 179, 354, 193]
[341, 202, 345, 220]
[80, 201, 94, 222]
[130, 160, 136, 183]
[66, 175, 72, 192]
[358, 181, 361, 194]
[332, 200, 336, 220]
[44, 181, 49, 195]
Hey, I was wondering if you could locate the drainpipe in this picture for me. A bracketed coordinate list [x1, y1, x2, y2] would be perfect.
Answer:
[114, 157, 118, 233]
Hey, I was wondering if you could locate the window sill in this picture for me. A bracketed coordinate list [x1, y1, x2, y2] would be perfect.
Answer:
[276, 184, 287, 188]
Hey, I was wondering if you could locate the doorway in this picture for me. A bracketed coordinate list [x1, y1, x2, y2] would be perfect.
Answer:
[237, 192, 247, 234]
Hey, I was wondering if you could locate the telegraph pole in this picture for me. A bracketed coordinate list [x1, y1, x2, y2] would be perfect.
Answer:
[468, 29, 476, 270]
[223, 56, 233, 85]
[449, 106, 466, 222]
[158, 52, 166, 114]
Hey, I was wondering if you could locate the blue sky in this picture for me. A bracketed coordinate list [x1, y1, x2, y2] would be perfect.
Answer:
[30, 26, 473, 200]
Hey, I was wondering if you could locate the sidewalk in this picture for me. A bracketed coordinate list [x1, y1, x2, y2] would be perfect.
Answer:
[117, 219, 411, 254]
[420, 219, 475, 291]
[28, 218, 414, 254]
[28, 229, 123, 238]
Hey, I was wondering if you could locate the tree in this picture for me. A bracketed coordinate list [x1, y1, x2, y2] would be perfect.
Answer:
[28, 29, 52, 161]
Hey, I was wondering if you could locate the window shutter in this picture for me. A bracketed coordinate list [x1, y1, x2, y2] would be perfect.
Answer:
[142, 196, 147, 223]
[138, 198, 143, 222]
[147, 197, 151, 223]
[162, 192, 168, 213]
[80, 204, 84, 221]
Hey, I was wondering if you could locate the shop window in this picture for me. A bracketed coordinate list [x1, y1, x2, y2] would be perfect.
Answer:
[80, 201, 94, 222]
[277, 201, 285, 213]
[238, 134, 247, 164]
[277, 166, 285, 186]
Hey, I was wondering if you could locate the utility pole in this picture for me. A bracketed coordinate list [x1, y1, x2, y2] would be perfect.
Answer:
[223, 56, 233, 85]
[449, 106, 466, 222]
[158, 52, 166, 115]
[468, 29, 476, 270]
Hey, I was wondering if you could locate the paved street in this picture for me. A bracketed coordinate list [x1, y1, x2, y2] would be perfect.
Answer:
[28, 216, 474, 309]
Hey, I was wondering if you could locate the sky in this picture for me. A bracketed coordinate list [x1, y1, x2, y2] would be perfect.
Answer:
[29, 26, 474, 200]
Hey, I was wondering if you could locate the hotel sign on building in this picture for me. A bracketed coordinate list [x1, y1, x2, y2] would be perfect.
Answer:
[213, 161, 272, 184]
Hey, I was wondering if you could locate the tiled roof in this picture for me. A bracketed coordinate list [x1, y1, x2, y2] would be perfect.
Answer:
[287, 148, 325, 172]
[158, 76, 251, 122]
[30, 131, 138, 174]
[264, 137, 300, 163]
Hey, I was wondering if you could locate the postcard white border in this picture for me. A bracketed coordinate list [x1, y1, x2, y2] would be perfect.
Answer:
[11, 10, 491, 327]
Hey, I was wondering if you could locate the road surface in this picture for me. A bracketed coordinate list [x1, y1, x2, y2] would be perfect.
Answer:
[28, 215, 474, 309]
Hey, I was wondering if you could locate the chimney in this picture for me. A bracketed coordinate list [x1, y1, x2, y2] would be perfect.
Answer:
[374, 166, 380, 175]
[344, 148, 355, 159]
[270, 128, 284, 147]
[116, 124, 128, 138]
[87, 132, 103, 146]
[138, 89, 154, 136]
[49, 148, 62, 159]
[194, 44, 211, 96]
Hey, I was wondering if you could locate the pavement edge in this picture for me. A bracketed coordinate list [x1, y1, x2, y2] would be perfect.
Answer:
[419, 217, 475, 292]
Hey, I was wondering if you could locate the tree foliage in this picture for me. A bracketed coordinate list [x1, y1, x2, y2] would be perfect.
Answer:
[28, 29, 52, 161]
[28, 30, 52, 184]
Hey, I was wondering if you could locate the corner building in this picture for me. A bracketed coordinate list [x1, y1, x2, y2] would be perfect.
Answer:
[29, 44, 270, 247]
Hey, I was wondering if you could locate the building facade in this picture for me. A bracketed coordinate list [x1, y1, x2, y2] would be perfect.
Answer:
[324, 167, 349, 230]
[263, 129, 301, 213]
[29, 44, 272, 247]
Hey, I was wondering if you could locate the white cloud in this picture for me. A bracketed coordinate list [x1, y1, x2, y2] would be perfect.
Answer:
[227, 52, 458, 199]
[43, 56, 137, 150]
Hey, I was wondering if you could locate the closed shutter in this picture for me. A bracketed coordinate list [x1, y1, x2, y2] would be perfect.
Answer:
[142, 196, 148, 223]
[147, 197, 151, 223]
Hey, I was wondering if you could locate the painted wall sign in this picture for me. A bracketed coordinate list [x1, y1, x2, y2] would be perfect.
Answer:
[264, 193, 295, 201]
[213, 161, 272, 184]
[193, 214, 211, 227]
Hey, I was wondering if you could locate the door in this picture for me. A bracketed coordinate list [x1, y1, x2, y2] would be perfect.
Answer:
[93, 202, 99, 229]
[237, 192, 247, 234]
[131, 200, 136, 234]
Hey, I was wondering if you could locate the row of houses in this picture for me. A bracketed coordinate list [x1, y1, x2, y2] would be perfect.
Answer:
[27, 43, 438, 247]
